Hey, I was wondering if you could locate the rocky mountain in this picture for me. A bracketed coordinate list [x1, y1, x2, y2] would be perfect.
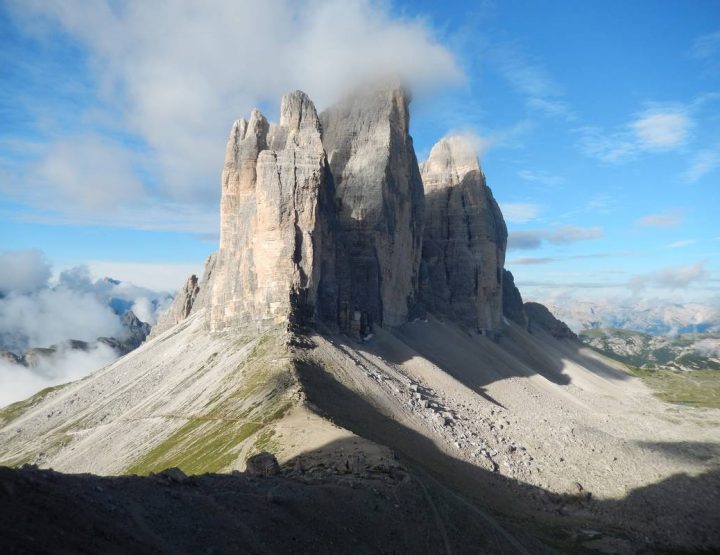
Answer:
[543, 300, 720, 336]
[580, 328, 720, 371]
[0, 310, 151, 366]
[420, 136, 507, 334]
[1, 86, 718, 553]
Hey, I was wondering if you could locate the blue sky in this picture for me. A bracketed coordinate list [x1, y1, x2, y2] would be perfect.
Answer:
[1, 0, 718, 304]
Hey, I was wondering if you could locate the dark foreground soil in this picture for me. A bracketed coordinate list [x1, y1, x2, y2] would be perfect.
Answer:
[0, 465, 549, 555]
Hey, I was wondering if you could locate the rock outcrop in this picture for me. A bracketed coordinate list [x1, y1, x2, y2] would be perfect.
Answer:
[150, 253, 217, 338]
[525, 302, 578, 341]
[419, 136, 507, 334]
[320, 87, 424, 333]
[156, 88, 511, 339]
[502, 270, 528, 328]
[209, 91, 336, 332]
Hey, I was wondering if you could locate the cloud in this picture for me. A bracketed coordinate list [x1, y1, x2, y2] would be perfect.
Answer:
[577, 107, 692, 163]
[667, 239, 696, 249]
[31, 137, 146, 210]
[0, 281, 124, 354]
[684, 148, 720, 183]
[630, 111, 691, 151]
[499, 203, 541, 223]
[507, 225, 603, 250]
[692, 30, 720, 69]
[631, 262, 709, 291]
[545, 225, 603, 244]
[507, 231, 543, 250]
[0, 249, 51, 294]
[508, 252, 634, 265]
[507, 257, 557, 265]
[636, 210, 684, 228]
[0, 250, 172, 354]
[693, 337, 720, 357]
[692, 30, 720, 58]
[84, 260, 204, 292]
[516, 170, 564, 186]
[6, 0, 462, 230]
[492, 43, 573, 120]
[0, 343, 117, 407]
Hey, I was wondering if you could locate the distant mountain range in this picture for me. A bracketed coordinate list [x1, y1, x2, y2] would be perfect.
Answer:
[544, 301, 719, 336]
[580, 328, 720, 372]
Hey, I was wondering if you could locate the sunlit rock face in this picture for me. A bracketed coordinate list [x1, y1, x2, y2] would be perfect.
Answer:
[419, 136, 508, 334]
[210, 91, 336, 332]
[320, 87, 425, 333]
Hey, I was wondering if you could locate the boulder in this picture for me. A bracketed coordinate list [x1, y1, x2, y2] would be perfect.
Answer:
[246, 452, 280, 477]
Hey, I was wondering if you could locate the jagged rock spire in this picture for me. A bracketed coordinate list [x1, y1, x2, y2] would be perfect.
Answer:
[420, 135, 508, 334]
[210, 91, 335, 332]
[320, 86, 424, 332]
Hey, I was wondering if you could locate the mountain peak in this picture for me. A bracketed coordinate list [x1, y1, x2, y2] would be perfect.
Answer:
[421, 135, 481, 191]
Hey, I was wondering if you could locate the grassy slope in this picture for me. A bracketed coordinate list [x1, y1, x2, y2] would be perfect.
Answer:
[580, 328, 720, 409]
[124, 330, 296, 475]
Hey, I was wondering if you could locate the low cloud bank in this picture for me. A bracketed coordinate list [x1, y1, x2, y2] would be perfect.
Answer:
[0, 343, 117, 407]
[0, 249, 172, 407]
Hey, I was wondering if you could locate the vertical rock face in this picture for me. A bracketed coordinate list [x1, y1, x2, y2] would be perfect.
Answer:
[420, 136, 508, 333]
[502, 269, 528, 328]
[320, 87, 424, 332]
[150, 254, 217, 338]
[525, 302, 578, 341]
[209, 91, 335, 332]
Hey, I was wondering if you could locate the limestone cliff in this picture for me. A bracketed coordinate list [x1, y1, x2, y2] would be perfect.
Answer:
[525, 302, 579, 341]
[320, 87, 424, 333]
[209, 91, 335, 332]
[419, 136, 507, 333]
[502, 269, 528, 328]
[150, 253, 217, 337]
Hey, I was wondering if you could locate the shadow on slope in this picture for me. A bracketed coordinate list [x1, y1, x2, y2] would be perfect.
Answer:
[638, 441, 720, 465]
[354, 316, 632, 408]
[295, 357, 720, 554]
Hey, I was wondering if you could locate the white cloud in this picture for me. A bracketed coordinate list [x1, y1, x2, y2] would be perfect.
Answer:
[84, 260, 204, 292]
[499, 202, 541, 223]
[507, 225, 603, 250]
[630, 111, 690, 151]
[693, 337, 720, 357]
[631, 262, 709, 291]
[545, 225, 603, 244]
[0, 343, 117, 407]
[578, 107, 692, 163]
[492, 43, 573, 120]
[692, 30, 720, 61]
[0, 250, 173, 354]
[636, 210, 684, 228]
[0, 284, 124, 354]
[33, 136, 146, 210]
[516, 169, 565, 186]
[7, 0, 462, 230]
[0, 249, 51, 294]
[684, 148, 720, 183]
[667, 239, 696, 249]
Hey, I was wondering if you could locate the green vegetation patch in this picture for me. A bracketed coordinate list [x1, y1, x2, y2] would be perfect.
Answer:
[126, 418, 263, 476]
[126, 328, 297, 475]
[627, 366, 720, 409]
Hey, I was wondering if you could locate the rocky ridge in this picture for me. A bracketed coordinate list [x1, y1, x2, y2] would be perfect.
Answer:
[164, 86, 512, 340]
[0, 310, 151, 365]
[420, 136, 508, 334]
